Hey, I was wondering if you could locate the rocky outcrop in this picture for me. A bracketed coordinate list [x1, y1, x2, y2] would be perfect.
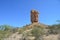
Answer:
[31, 10, 39, 23]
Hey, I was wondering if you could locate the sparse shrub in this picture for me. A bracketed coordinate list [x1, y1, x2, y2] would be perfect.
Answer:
[48, 24, 60, 34]
[0, 25, 13, 40]
[31, 26, 45, 40]
[18, 29, 24, 34]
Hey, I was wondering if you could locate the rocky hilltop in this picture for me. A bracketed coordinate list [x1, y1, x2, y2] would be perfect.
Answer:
[4, 23, 60, 40]
[4, 10, 60, 40]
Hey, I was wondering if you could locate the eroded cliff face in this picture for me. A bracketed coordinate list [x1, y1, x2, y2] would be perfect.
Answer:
[31, 10, 39, 23]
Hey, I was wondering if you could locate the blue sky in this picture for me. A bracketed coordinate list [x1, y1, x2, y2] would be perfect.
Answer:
[0, 0, 60, 27]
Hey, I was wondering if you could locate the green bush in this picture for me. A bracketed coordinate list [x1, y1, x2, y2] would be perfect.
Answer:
[0, 25, 13, 40]
[31, 26, 45, 40]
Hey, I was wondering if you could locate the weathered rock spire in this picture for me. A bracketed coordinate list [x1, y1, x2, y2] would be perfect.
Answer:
[31, 10, 39, 23]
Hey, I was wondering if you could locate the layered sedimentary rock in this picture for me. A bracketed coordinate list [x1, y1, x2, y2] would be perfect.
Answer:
[31, 10, 39, 23]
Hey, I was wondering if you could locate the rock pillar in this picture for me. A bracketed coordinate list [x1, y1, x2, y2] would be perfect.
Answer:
[31, 10, 39, 23]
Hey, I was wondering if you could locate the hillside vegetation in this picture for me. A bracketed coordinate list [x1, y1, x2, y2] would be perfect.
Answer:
[0, 25, 19, 40]
[0, 22, 60, 40]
